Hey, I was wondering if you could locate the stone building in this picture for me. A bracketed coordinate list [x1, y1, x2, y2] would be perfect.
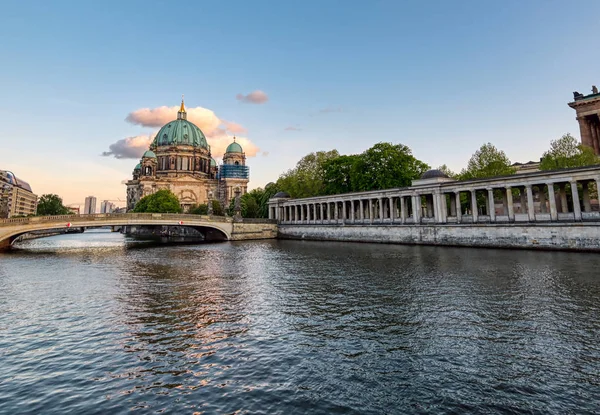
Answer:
[569, 85, 600, 154]
[0, 170, 38, 218]
[126, 99, 249, 211]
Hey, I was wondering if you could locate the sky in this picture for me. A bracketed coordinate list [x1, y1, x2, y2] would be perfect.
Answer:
[1, 0, 599, 209]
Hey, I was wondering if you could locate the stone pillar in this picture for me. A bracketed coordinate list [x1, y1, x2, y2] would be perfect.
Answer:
[413, 195, 421, 222]
[582, 182, 592, 212]
[548, 184, 557, 221]
[506, 187, 514, 221]
[450, 193, 456, 216]
[571, 181, 582, 220]
[378, 198, 384, 221]
[578, 117, 594, 150]
[591, 121, 600, 154]
[539, 187, 547, 213]
[487, 188, 496, 222]
[334, 202, 338, 221]
[455, 191, 462, 223]
[400, 197, 406, 223]
[559, 184, 568, 213]
[350, 201, 355, 222]
[359, 200, 364, 221]
[342, 201, 347, 221]
[526, 185, 535, 221]
[300, 204, 305, 222]
[389, 197, 395, 221]
[320, 203, 324, 223]
[519, 188, 527, 214]
[471, 190, 478, 222]
[369, 199, 373, 223]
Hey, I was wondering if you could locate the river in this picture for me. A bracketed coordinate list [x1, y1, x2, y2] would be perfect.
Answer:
[1, 230, 599, 414]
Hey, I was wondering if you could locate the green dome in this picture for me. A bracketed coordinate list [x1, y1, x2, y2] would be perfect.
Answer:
[226, 141, 243, 153]
[210, 158, 217, 167]
[142, 150, 156, 158]
[152, 119, 208, 149]
[134, 163, 141, 170]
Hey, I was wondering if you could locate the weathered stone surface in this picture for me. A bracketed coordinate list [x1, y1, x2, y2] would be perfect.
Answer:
[231, 222, 278, 241]
[278, 223, 600, 251]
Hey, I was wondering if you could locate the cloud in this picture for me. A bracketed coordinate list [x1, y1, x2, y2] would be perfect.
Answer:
[262, 151, 270, 157]
[236, 90, 269, 104]
[104, 104, 260, 159]
[101, 134, 153, 159]
[319, 106, 343, 113]
[284, 126, 302, 131]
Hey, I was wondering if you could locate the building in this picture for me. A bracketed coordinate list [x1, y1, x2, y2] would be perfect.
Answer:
[512, 160, 540, 174]
[126, 98, 249, 212]
[84, 196, 97, 214]
[569, 85, 600, 154]
[100, 200, 115, 213]
[0, 170, 38, 218]
[68, 206, 80, 215]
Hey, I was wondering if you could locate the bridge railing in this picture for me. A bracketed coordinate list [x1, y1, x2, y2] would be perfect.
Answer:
[0, 213, 235, 227]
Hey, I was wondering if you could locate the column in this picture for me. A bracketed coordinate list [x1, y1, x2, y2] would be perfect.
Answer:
[300, 204, 305, 222]
[413, 195, 421, 222]
[432, 193, 440, 223]
[506, 187, 514, 221]
[400, 196, 406, 223]
[389, 198, 395, 221]
[591, 121, 600, 154]
[539, 187, 547, 213]
[526, 185, 535, 221]
[487, 188, 496, 222]
[359, 200, 364, 221]
[577, 117, 594, 150]
[342, 201, 347, 221]
[571, 181, 582, 220]
[519, 188, 527, 214]
[559, 184, 568, 213]
[455, 191, 462, 223]
[369, 199, 373, 223]
[320, 203, 324, 223]
[378, 198, 384, 221]
[582, 182, 592, 212]
[450, 193, 457, 216]
[548, 184, 557, 221]
[334, 202, 338, 221]
[471, 190, 478, 222]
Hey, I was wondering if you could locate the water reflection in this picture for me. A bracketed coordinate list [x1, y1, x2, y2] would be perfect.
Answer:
[1, 233, 599, 414]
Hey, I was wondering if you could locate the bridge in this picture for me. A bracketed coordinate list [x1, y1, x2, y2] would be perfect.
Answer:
[0, 213, 277, 250]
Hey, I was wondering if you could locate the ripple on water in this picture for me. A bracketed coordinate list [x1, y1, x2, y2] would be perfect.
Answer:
[1, 233, 600, 414]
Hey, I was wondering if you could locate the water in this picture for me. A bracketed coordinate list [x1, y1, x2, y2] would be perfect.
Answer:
[1, 230, 599, 414]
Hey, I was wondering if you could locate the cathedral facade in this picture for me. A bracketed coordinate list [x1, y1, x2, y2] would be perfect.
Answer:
[126, 100, 249, 212]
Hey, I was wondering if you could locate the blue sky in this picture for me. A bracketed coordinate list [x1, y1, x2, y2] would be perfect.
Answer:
[1, 0, 599, 207]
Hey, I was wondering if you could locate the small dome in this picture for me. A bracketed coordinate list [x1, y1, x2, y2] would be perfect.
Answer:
[134, 163, 141, 170]
[210, 158, 217, 167]
[226, 141, 243, 153]
[142, 150, 156, 158]
[421, 169, 449, 180]
[273, 191, 291, 198]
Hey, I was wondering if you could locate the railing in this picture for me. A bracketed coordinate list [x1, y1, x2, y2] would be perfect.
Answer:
[0, 213, 240, 227]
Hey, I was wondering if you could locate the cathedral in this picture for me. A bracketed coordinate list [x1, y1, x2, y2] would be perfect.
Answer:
[126, 99, 249, 212]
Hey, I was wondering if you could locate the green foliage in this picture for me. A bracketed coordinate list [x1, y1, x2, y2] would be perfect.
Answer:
[190, 204, 208, 215]
[133, 189, 182, 213]
[459, 143, 516, 179]
[350, 143, 429, 191]
[540, 133, 600, 170]
[36, 194, 72, 216]
[211, 200, 225, 216]
[322, 155, 361, 194]
[226, 185, 279, 218]
[276, 150, 340, 198]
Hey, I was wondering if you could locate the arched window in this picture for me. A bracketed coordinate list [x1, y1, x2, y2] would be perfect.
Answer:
[235, 161, 240, 166]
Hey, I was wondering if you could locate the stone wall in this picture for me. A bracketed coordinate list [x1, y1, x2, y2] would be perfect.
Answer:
[231, 222, 278, 241]
[278, 223, 600, 251]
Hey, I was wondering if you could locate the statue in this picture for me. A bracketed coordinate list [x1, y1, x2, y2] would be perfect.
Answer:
[207, 191, 213, 215]
[593, 85, 599, 94]
[573, 91, 584, 100]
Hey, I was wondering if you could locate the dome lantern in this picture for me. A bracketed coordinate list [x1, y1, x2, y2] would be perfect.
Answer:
[177, 94, 187, 120]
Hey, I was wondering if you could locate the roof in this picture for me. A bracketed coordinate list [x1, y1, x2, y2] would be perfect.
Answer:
[226, 141, 243, 153]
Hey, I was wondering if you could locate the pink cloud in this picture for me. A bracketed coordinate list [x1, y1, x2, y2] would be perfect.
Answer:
[236, 90, 269, 104]
[284, 126, 302, 131]
[222, 120, 248, 134]
[101, 134, 153, 159]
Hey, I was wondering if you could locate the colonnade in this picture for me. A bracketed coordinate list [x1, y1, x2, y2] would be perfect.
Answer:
[269, 168, 600, 225]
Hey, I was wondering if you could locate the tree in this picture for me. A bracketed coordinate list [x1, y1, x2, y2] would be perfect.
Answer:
[322, 155, 361, 195]
[459, 143, 516, 179]
[350, 142, 430, 191]
[276, 150, 340, 198]
[437, 164, 458, 179]
[227, 187, 272, 218]
[211, 200, 225, 216]
[540, 133, 600, 170]
[133, 189, 182, 213]
[190, 204, 208, 215]
[36, 194, 72, 216]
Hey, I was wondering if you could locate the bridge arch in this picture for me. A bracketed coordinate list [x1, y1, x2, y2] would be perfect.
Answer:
[0, 213, 234, 249]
